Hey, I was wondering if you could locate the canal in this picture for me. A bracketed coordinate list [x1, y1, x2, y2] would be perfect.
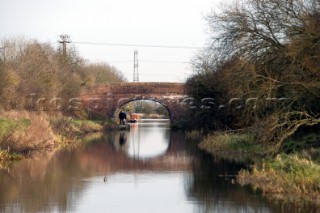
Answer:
[0, 120, 288, 213]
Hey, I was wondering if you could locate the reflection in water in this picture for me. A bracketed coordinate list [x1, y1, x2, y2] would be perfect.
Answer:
[119, 131, 127, 146]
[113, 121, 170, 159]
[186, 152, 274, 213]
[0, 121, 294, 213]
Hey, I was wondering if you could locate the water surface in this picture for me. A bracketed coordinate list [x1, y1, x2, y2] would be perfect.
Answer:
[0, 120, 289, 213]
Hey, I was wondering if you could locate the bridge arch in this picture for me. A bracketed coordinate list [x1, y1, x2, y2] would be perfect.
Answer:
[113, 98, 172, 122]
[80, 82, 188, 126]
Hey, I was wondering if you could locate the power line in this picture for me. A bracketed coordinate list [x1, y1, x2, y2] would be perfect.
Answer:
[138, 73, 185, 76]
[73, 41, 201, 49]
[141, 60, 190, 64]
[122, 72, 192, 77]
[107, 60, 190, 64]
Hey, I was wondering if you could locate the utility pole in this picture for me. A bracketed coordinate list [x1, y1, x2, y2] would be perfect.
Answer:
[133, 50, 139, 82]
[0, 46, 4, 62]
[0, 45, 8, 62]
[58, 34, 71, 61]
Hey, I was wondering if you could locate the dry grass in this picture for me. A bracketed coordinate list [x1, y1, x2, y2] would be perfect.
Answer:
[71, 119, 103, 133]
[0, 150, 11, 169]
[0, 110, 58, 167]
[0, 111, 58, 153]
[1, 111, 104, 151]
[0, 110, 104, 167]
[0, 149, 23, 169]
[238, 153, 320, 208]
[49, 116, 104, 147]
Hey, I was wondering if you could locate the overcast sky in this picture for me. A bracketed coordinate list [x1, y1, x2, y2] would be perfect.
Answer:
[0, 0, 223, 82]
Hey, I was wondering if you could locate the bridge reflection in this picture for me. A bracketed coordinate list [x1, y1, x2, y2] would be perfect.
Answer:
[113, 120, 171, 159]
[81, 127, 191, 173]
[0, 129, 288, 213]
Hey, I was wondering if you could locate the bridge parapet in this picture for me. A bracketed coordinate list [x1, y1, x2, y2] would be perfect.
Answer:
[81, 82, 186, 95]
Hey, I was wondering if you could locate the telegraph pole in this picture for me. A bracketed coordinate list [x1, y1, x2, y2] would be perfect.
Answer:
[58, 34, 71, 61]
[133, 50, 139, 82]
[0, 45, 8, 62]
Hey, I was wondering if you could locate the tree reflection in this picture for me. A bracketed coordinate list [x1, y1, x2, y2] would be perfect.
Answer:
[0, 131, 184, 213]
[0, 131, 294, 213]
[184, 146, 290, 213]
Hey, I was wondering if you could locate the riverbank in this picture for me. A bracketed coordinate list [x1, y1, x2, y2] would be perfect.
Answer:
[198, 131, 271, 162]
[0, 111, 106, 169]
[198, 131, 320, 209]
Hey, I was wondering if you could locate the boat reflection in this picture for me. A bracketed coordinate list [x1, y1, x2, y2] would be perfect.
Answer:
[0, 121, 293, 213]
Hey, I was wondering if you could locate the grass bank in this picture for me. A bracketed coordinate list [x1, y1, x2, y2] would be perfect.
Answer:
[0, 111, 106, 168]
[50, 117, 104, 146]
[199, 131, 320, 208]
[185, 130, 204, 142]
[199, 132, 271, 162]
[238, 153, 320, 209]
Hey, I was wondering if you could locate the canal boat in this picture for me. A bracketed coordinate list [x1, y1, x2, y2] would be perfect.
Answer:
[129, 113, 140, 123]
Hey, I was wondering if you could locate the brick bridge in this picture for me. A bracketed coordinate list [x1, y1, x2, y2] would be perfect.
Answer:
[80, 82, 188, 124]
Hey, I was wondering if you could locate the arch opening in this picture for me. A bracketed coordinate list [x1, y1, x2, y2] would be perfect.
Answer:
[113, 99, 172, 160]
[114, 99, 172, 124]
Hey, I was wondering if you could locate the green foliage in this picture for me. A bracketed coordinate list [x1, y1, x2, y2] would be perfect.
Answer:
[199, 132, 270, 162]
[21, 118, 31, 127]
[268, 154, 320, 176]
[0, 117, 31, 138]
[201, 132, 262, 152]
[0, 118, 16, 137]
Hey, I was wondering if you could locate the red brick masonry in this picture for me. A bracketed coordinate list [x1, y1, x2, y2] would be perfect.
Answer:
[80, 82, 188, 123]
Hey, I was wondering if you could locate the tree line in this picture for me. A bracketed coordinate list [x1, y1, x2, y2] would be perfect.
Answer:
[0, 37, 126, 112]
[186, 0, 320, 151]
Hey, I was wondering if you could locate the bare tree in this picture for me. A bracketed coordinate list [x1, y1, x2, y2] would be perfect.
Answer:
[189, 0, 320, 151]
[0, 37, 126, 112]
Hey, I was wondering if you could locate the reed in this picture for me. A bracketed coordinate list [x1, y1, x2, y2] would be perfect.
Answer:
[238, 153, 320, 207]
